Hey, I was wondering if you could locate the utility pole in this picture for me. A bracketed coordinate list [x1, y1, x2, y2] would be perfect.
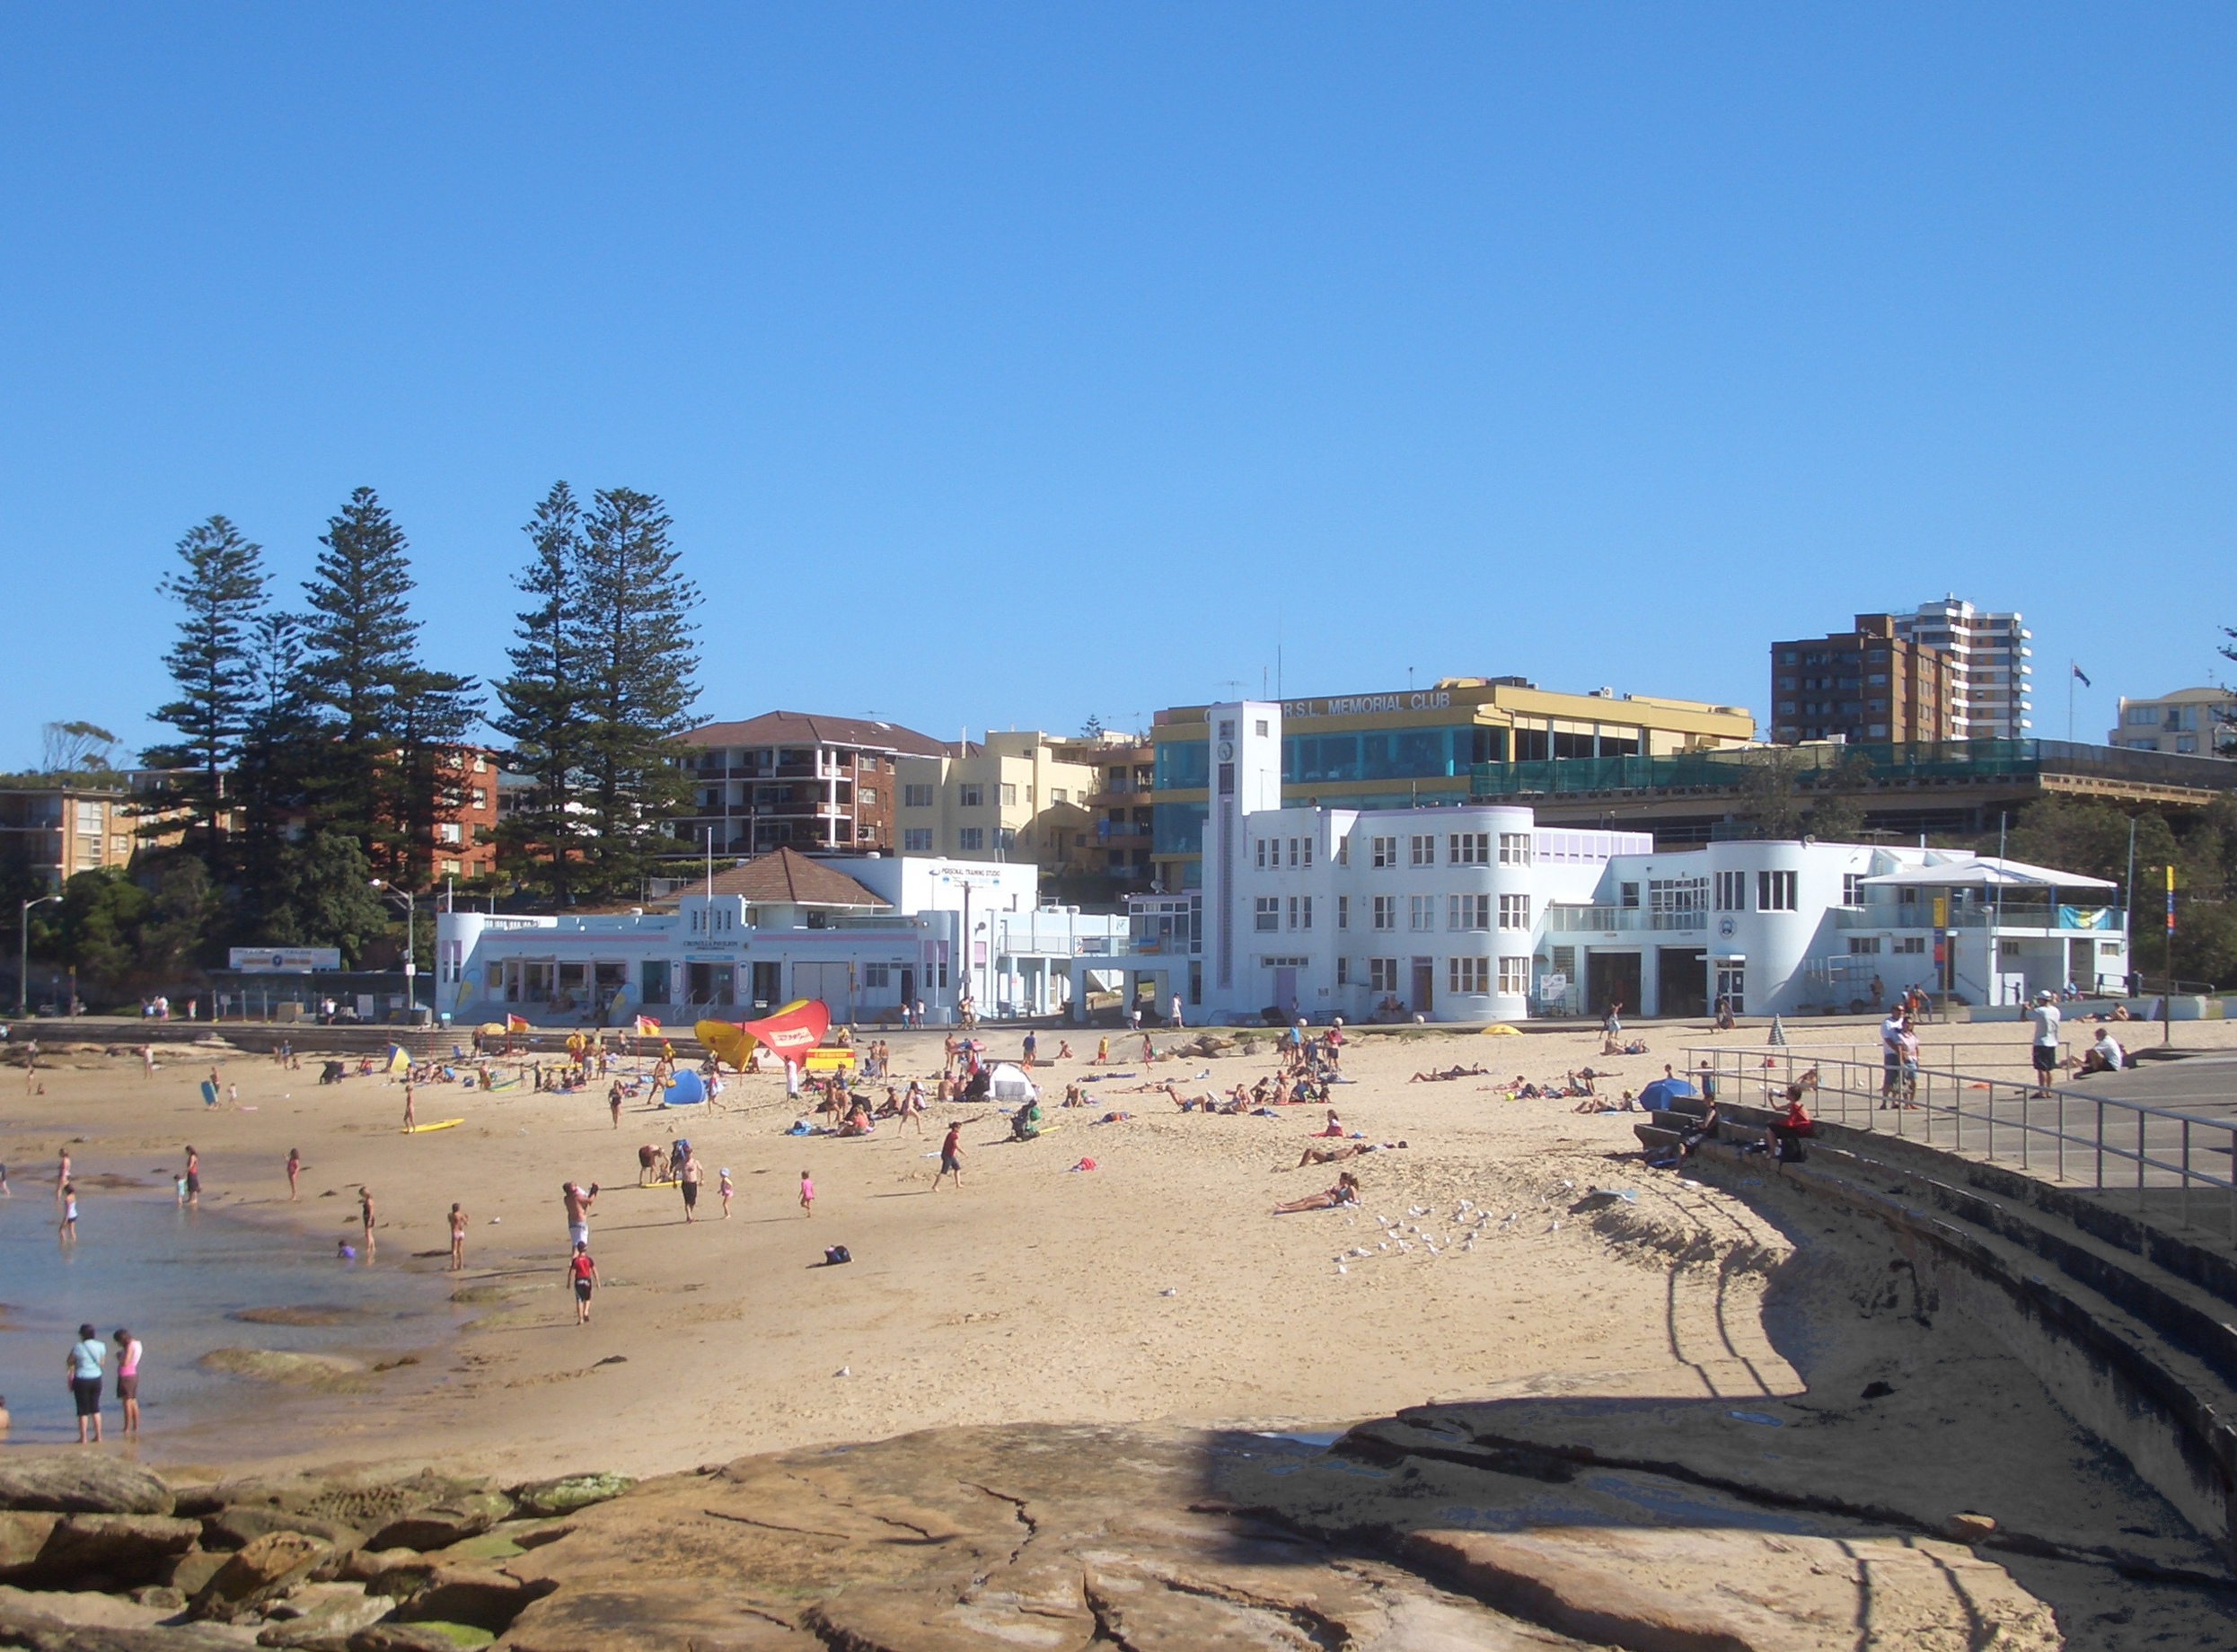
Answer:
[18, 893, 59, 1016]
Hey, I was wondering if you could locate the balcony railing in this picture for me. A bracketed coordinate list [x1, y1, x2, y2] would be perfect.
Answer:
[1546, 906, 1708, 933]
[1834, 904, 2125, 933]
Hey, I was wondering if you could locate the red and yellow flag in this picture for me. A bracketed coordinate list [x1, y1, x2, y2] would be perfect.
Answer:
[634, 1015, 662, 1036]
[506, 1014, 530, 1033]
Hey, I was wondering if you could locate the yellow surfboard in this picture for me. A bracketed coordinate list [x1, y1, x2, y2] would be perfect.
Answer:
[404, 1119, 466, 1133]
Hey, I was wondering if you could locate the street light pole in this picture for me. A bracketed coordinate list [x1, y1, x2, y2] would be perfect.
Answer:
[19, 893, 60, 1016]
[370, 881, 419, 1019]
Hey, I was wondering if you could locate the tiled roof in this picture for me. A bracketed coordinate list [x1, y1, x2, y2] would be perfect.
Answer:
[658, 847, 888, 909]
[682, 712, 947, 757]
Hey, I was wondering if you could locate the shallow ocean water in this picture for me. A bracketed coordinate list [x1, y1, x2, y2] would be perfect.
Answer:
[0, 1178, 454, 1451]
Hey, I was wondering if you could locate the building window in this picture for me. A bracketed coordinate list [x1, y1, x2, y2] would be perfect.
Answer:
[1893, 936, 1926, 954]
[1408, 894, 1435, 931]
[1497, 832, 1532, 866]
[1757, 869, 1798, 912]
[997, 827, 1018, 853]
[1052, 787, 1067, 804]
[1449, 832, 1489, 865]
[1335, 836, 1350, 866]
[958, 827, 985, 852]
[1498, 892, 1530, 930]
[1449, 893, 1491, 930]
[1302, 835, 1314, 868]
[1449, 956, 1490, 994]
[1336, 894, 1350, 929]
[1256, 838, 1269, 869]
[437, 822, 462, 844]
[1288, 837, 1301, 867]
[1288, 895, 1313, 930]
[1714, 870, 1748, 910]
[1000, 783, 1017, 805]
[468, 788, 487, 809]
[903, 829, 933, 852]
[1410, 833, 1435, 866]
[1370, 836, 1397, 868]
[1369, 958, 1399, 993]
[1498, 955, 1528, 996]
[1842, 873, 1866, 906]
[1847, 936, 1882, 953]
[862, 962, 891, 989]
[1618, 882, 1639, 909]
[1255, 897, 1281, 932]
[1336, 956, 1351, 985]
[958, 784, 985, 807]
[1371, 895, 1396, 931]
[859, 788, 876, 808]
[903, 784, 933, 808]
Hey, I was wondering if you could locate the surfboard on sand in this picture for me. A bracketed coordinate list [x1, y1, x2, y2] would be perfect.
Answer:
[404, 1119, 466, 1133]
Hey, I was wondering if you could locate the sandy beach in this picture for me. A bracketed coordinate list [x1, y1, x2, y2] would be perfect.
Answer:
[5, 1012, 2233, 1485]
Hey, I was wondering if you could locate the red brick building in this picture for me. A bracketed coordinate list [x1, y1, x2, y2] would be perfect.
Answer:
[432, 745, 502, 881]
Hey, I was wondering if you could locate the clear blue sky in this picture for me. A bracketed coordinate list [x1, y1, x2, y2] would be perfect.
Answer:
[4, 5, 2233, 769]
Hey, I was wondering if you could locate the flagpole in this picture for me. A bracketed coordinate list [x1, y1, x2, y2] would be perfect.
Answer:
[2068, 661, 2074, 743]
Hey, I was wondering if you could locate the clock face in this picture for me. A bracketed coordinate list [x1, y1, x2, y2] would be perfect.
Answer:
[1216, 741, 1234, 761]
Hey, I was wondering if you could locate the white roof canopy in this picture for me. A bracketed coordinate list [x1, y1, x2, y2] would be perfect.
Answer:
[1860, 855, 2116, 892]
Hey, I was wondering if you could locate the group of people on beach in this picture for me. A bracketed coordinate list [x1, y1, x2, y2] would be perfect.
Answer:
[61, 1325, 142, 1445]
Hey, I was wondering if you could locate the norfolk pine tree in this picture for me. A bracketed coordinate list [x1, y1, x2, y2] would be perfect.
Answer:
[573, 488, 701, 901]
[493, 483, 588, 904]
[144, 515, 269, 874]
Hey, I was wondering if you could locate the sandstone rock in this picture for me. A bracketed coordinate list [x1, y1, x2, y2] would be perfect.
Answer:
[127, 1586, 184, 1612]
[0, 1512, 61, 1581]
[367, 1494, 514, 1553]
[193, 1530, 335, 1618]
[339, 1548, 436, 1596]
[28, 1515, 201, 1588]
[348, 1623, 495, 1651]
[394, 1567, 554, 1632]
[502, 1588, 823, 1650]
[207, 1505, 365, 1553]
[506, 1474, 632, 1518]
[0, 1583, 243, 1649]
[167, 1549, 230, 1597]
[0, 1457, 175, 1516]
[255, 1581, 395, 1650]
[1944, 1511, 1998, 1544]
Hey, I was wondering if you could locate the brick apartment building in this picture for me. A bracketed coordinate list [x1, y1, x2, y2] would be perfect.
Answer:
[0, 783, 136, 887]
[676, 713, 947, 854]
[1770, 614, 1955, 745]
[433, 746, 502, 880]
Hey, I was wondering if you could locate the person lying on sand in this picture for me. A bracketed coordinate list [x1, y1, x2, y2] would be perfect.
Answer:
[1295, 1141, 1407, 1166]
[1573, 1090, 1637, 1113]
[1410, 1063, 1488, 1083]
[1273, 1172, 1361, 1214]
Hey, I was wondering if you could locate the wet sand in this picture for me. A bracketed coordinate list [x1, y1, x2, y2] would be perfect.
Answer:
[4, 1013, 2232, 1484]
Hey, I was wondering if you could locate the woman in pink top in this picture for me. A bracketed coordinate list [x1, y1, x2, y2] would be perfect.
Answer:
[113, 1328, 143, 1438]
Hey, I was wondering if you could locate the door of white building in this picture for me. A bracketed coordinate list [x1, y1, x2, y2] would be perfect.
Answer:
[1714, 959, 1746, 1016]
[1273, 967, 1299, 1020]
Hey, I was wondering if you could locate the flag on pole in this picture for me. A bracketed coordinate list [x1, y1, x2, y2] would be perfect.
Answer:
[2072, 663, 2092, 688]
[634, 1015, 662, 1036]
[506, 1013, 530, 1033]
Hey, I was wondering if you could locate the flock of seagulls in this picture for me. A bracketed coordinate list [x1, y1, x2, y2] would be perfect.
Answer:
[1328, 1177, 1637, 1274]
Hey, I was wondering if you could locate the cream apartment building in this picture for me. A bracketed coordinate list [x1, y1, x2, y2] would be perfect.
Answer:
[894, 732, 1098, 871]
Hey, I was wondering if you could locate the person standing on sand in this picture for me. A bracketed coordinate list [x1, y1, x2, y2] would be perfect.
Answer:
[57, 1182, 78, 1243]
[142, 1045, 155, 1079]
[679, 1148, 704, 1222]
[798, 1169, 815, 1216]
[718, 1167, 734, 1217]
[66, 1325, 103, 1443]
[562, 1180, 597, 1251]
[934, 1122, 963, 1191]
[286, 1148, 301, 1199]
[401, 1083, 416, 1132]
[183, 1146, 200, 1208]
[568, 1241, 599, 1324]
[449, 1202, 468, 1270]
[608, 1082, 623, 1129]
[112, 1329, 141, 1439]
[359, 1186, 376, 1258]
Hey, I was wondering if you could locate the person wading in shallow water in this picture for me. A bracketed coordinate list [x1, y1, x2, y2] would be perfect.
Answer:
[66, 1325, 103, 1444]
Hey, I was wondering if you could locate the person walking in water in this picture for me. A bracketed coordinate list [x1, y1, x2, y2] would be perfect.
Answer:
[182, 1146, 200, 1208]
[359, 1186, 376, 1259]
[113, 1328, 142, 1439]
[286, 1148, 301, 1200]
[448, 1202, 469, 1270]
[57, 1182, 78, 1243]
[66, 1325, 103, 1443]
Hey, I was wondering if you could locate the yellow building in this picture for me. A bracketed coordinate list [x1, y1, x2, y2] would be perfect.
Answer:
[894, 732, 1100, 872]
[1149, 677, 1754, 890]
[0, 784, 137, 887]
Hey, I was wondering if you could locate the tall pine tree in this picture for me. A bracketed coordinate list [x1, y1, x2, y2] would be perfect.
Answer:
[145, 515, 269, 873]
[492, 483, 587, 904]
[573, 488, 700, 901]
[296, 487, 480, 883]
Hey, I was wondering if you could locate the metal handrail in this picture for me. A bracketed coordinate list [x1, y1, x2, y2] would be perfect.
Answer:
[1685, 1042, 2237, 1246]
